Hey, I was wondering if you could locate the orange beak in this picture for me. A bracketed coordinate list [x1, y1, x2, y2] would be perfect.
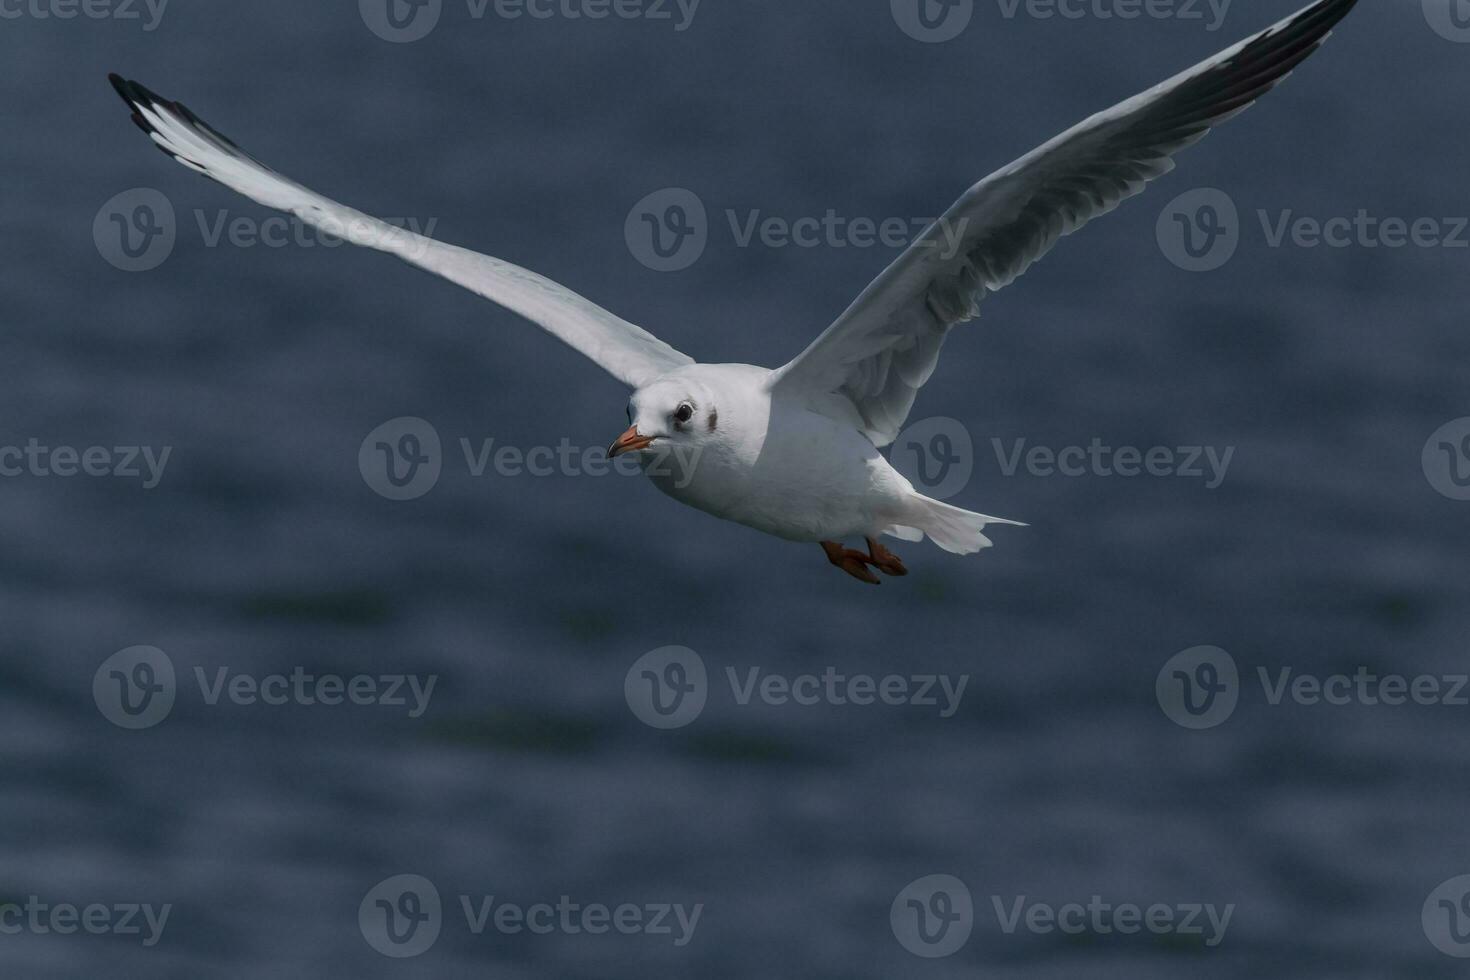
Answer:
[607, 425, 656, 458]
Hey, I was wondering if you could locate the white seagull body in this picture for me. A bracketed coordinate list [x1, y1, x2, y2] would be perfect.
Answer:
[110, 0, 1357, 583]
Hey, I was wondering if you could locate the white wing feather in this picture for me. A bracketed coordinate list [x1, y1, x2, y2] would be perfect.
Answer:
[109, 75, 693, 390]
[767, 0, 1358, 446]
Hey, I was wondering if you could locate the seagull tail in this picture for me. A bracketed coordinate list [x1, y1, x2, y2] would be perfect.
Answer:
[906, 495, 1027, 556]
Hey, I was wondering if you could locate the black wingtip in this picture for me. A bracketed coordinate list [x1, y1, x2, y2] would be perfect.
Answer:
[108, 72, 133, 105]
[111, 75, 160, 139]
[109, 73, 157, 117]
[108, 74, 246, 152]
[108, 74, 176, 116]
[1307, 0, 1360, 34]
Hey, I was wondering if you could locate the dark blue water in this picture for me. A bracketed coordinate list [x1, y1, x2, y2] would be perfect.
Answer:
[2, 1, 1469, 976]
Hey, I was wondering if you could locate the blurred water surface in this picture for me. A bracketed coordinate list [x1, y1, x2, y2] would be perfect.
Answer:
[1, 1, 1468, 977]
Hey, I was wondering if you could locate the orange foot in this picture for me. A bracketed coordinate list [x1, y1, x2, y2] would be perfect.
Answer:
[820, 540, 881, 585]
[865, 536, 909, 577]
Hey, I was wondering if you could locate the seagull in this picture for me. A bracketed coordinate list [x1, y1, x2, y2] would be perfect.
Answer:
[109, 0, 1356, 584]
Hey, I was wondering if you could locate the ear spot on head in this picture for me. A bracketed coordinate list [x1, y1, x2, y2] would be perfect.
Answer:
[707, 408, 718, 432]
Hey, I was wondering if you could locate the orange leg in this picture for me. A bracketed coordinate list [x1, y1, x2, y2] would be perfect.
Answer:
[821, 541, 881, 585]
[865, 536, 908, 577]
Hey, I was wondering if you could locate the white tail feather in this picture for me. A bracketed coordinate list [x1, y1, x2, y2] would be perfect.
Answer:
[909, 496, 1026, 556]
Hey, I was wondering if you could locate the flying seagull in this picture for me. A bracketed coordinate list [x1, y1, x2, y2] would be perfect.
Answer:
[110, 0, 1357, 584]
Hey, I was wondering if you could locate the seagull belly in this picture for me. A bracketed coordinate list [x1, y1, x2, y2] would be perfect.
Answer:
[672, 403, 913, 543]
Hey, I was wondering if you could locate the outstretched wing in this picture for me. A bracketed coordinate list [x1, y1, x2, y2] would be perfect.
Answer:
[108, 75, 694, 389]
[767, 0, 1358, 446]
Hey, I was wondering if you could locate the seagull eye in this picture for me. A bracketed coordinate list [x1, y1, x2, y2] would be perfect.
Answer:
[674, 402, 694, 424]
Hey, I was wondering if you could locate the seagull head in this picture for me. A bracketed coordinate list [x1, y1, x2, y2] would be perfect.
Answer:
[608, 377, 719, 462]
